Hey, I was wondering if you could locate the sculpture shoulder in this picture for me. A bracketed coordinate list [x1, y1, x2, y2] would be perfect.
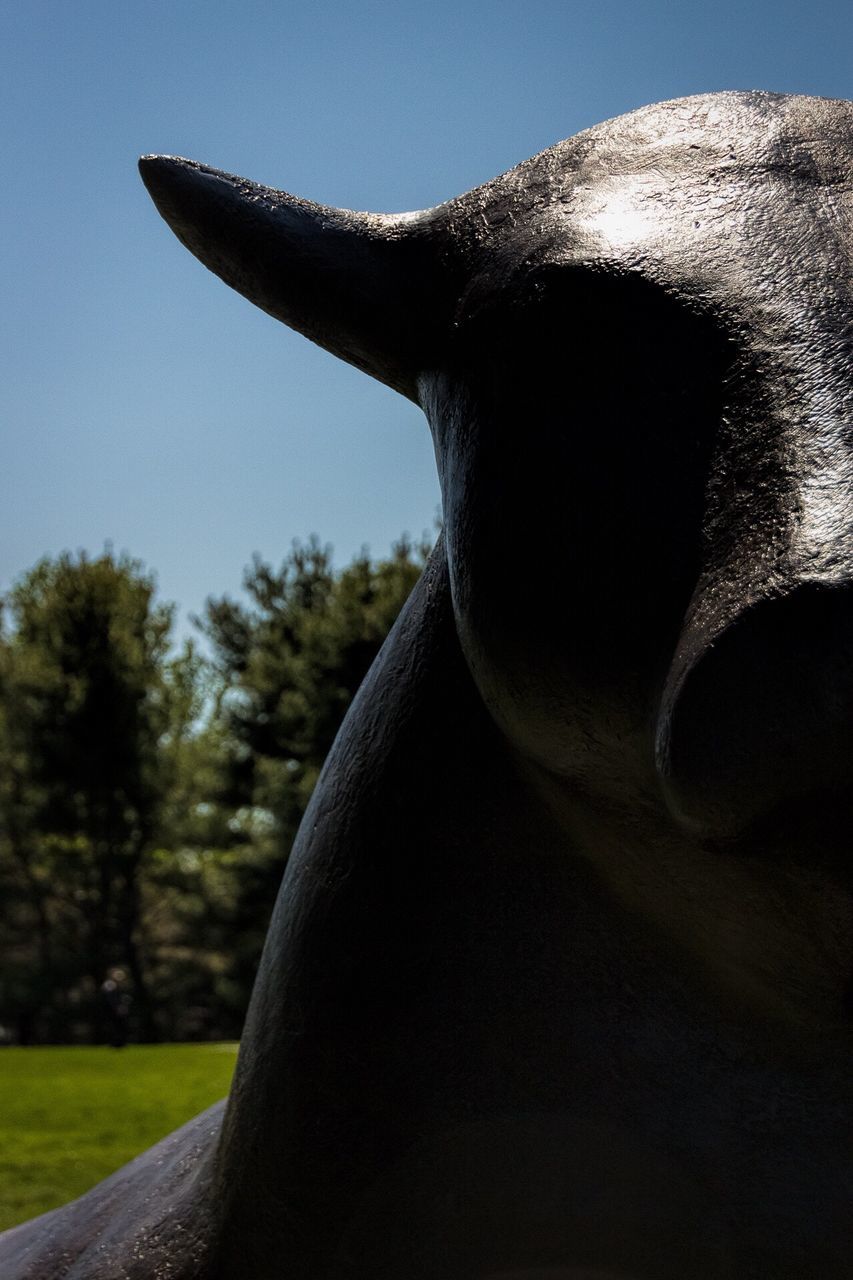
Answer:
[0, 1102, 224, 1280]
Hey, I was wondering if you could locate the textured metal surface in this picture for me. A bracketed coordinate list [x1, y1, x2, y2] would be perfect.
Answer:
[4, 91, 853, 1277]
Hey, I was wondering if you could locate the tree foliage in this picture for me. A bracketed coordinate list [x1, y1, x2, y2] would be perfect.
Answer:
[0, 553, 173, 1040]
[0, 536, 429, 1044]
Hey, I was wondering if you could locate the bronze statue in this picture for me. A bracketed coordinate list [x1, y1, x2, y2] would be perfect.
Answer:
[3, 90, 853, 1279]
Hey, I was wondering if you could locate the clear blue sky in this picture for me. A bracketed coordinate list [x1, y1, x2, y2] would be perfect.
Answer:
[3, 0, 852, 639]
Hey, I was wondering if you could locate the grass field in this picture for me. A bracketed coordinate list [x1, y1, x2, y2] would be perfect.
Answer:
[0, 1043, 238, 1232]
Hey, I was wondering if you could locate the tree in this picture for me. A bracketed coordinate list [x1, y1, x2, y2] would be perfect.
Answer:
[0, 551, 174, 1041]
[140, 644, 248, 1040]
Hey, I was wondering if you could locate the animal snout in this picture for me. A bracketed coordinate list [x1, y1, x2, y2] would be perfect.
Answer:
[656, 582, 853, 840]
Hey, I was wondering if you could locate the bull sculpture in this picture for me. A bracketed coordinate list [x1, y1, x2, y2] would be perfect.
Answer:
[3, 89, 853, 1279]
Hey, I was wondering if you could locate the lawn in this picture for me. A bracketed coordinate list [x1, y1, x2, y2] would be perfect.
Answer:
[0, 1042, 238, 1232]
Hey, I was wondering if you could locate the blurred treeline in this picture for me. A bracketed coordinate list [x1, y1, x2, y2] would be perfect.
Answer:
[0, 536, 429, 1045]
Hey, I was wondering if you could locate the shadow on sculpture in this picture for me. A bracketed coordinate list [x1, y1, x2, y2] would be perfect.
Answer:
[2, 90, 853, 1278]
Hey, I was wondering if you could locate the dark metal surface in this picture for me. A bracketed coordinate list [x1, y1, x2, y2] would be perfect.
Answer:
[4, 90, 853, 1278]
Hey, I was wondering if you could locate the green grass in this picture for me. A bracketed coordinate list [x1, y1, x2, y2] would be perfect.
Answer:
[0, 1043, 238, 1232]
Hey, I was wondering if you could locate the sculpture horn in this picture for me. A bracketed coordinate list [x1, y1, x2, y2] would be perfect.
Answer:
[138, 156, 445, 401]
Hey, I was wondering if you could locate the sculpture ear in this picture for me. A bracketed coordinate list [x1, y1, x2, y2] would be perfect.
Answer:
[139, 156, 446, 402]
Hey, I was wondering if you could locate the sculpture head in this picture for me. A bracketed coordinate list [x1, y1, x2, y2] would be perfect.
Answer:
[140, 91, 853, 845]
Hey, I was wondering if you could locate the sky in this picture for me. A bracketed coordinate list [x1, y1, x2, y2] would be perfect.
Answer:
[2, 0, 852, 641]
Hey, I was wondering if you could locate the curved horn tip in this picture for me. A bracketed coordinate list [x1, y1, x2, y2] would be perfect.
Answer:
[138, 153, 185, 185]
[138, 154, 221, 205]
